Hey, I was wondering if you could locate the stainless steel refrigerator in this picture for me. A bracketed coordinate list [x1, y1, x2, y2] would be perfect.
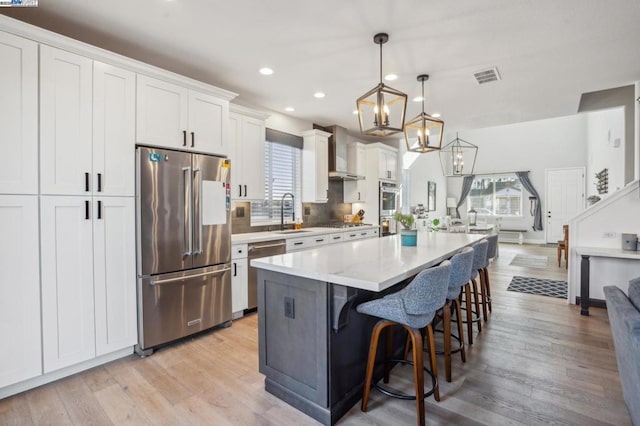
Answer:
[135, 146, 232, 356]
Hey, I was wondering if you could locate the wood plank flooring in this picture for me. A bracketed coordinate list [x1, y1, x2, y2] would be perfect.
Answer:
[0, 244, 632, 425]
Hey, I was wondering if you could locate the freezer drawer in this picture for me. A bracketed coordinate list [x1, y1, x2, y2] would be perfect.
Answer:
[137, 264, 231, 351]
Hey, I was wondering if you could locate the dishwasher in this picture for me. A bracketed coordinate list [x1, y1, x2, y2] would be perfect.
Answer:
[247, 239, 286, 310]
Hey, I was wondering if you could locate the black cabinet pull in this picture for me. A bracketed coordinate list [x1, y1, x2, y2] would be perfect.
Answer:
[358, 192, 361, 201]
[244, 185, 247, 197]
[85, 200, 90, 220]
[97, 173, 102, 192]
[85, 172, 90, 192]
[238, 185, 242, 197]
[233, 262, 237, 277]
[182, 130, 187, 146]
[191, 131, 195, 147]
[294, 242, 303, 245]
[97, 200, 102, 219]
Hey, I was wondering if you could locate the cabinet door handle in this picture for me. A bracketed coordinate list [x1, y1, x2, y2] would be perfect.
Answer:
[183, 130, 187, 146]
[233, 262, 237, 277]
[358, 192, 361, 201]
[244, 185, 247, 197]
[97, 173, 102, 192]
[316, 239, 325, 243]
[85, 200, 90, 220]
[191, 131, 195, 147]
[85, 172, 90, 192]
[97, 200, 102, 219]
[238, 185, 242, 197]
[294, 242, 304, 246]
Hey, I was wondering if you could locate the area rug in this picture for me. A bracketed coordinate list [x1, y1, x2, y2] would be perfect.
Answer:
[509, 254, 549, 268]
[507, 276, 567, 299]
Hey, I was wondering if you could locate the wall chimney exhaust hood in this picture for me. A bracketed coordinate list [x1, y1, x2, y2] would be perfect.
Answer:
[325, 125, 365, 181]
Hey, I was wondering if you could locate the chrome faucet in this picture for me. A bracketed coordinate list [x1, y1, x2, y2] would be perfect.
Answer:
[281, 192, 295, 230]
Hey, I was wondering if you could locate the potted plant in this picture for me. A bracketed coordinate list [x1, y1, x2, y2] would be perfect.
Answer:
[393, 212, 417, 246]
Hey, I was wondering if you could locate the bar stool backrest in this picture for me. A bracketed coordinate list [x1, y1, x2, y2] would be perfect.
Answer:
[486, 234, 499, 262]
[400, 260, 452, 316]
[471, 240, 489, 277]
[447, 247, 474, 300]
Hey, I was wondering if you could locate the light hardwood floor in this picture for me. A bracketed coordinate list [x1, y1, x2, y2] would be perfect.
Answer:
[0, 244, 632, 425]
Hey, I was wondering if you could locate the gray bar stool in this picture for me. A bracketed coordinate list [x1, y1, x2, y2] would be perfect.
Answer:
[442, 247, 474, 382]
[480, 234, 499, 317]
[356, 260, 452, 426]
[461, 239, 488, 345]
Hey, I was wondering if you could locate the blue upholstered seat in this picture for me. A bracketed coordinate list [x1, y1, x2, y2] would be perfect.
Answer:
[471, 240, 488, 280]
[357, 261, 452, 329]
[447, 247, 474, 300]
[486, 234, 498, 262]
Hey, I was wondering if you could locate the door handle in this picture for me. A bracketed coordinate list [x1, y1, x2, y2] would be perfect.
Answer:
[193, 167, 203, 255]
[97, 200, 102, 219]
[244, 185, 247, 197]
[183, 166, 193, 256]
[238, 184, 242, 197]
[85, 200, 90, 220]
[191, 131, 195, 148]
[233, 262, 237, 277]
[149, 267, 231, 286]
[97, 173, 102, 192]
[85, 172, 90, 192]
[182, 130, 187, 146]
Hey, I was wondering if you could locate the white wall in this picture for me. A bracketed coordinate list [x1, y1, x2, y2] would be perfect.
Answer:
[444, 114, 588, 243]
[264, 110, 312, 135]
[585, 107, 625, 197]
[405, 150, 448, 223]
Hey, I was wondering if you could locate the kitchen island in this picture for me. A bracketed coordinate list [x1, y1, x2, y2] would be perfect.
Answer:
[251, 232, 484, 425]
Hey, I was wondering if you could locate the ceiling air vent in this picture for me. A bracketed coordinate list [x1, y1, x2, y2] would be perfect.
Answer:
[474, 67, 501, 84]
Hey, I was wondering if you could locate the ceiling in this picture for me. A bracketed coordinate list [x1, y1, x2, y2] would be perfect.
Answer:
[3, 0, 640, 138]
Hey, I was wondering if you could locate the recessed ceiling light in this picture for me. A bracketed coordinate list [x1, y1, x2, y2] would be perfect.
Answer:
[352, 110, 359, 115]
[384, 73, 398, 81]
[431, 112, 441, 118]
[314, 92, 325, 98]
[413, 96, 424, 102]
[285, 107, 295, 112]
[259, 67, 274, 75]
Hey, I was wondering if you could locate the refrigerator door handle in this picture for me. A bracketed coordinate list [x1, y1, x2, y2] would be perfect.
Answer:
[149, 267, 231, 286]
[193, 167, 203, 255]
[183, 166, 193, 256]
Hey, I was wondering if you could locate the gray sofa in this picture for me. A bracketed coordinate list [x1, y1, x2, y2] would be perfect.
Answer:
[604, 278, 640, 425]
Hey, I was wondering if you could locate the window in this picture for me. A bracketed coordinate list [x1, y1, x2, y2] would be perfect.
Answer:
[468, 174, 522, 216]
[250, 140, 302, 224]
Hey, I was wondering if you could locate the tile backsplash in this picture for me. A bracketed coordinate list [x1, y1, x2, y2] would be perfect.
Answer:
[232, 180, 352, 234]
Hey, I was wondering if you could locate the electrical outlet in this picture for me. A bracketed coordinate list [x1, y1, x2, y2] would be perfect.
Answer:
[603, 232, 617, 238]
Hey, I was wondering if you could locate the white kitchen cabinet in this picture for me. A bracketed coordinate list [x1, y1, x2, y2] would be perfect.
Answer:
[377, 145, 398, 181]
[301, 129, 330, 203]
[0, 32, 38, 195]
[229, 105, 269, 201]
[344, 142, 367, 203]
[286, 234, 329, 252]
[231, 244, 248, 315]
[93, 197, 136, 356]
[0, 196, 41, 387]
[40, 196, 95, 372]
[137, 74, 229, 156]
[93, 62, 136, 196]
[40, 45, 93, 196]
[41, 195, 136, 372]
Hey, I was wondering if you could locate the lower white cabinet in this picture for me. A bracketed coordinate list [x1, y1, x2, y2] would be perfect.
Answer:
[40, 196, 135, 372]
[0, 196, 41, 388]
[232, 244, 248, 315]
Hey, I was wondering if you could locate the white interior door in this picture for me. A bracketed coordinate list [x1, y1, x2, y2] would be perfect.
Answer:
[545, 168, 585, 243]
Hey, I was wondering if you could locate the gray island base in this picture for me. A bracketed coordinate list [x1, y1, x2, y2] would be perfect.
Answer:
[253, 233, 484, 425]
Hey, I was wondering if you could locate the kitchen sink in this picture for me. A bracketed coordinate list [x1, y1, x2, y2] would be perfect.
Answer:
[274, 229, 311, 234]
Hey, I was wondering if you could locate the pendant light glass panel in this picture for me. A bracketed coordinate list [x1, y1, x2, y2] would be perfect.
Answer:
[357, 33, 407, 137]
[439, 134, 478, 176]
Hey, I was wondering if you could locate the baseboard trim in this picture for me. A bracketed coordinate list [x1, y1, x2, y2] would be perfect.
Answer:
[574, 297, 607, 309]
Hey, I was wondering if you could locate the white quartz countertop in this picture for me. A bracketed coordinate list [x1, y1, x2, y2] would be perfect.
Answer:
[251, 232, 485, 292]
[232, 225, 379, 244]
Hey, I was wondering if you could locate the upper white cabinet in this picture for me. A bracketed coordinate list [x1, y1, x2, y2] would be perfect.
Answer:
[93, 62, 136, 196]
[229, 105, 269, 201]
[40, 45, 93, 196]
[0, 196, 41, 387]
[302, 129, 330, 203]
[377, 145, 398, 181]
[137, 74, 229, 156]
[344, 142, 367, 203]
[0, 32, 38, 195]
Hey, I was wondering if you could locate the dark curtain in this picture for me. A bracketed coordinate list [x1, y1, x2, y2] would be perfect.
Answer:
[455, 175, 475, 218]
[516, 171, 543, 231]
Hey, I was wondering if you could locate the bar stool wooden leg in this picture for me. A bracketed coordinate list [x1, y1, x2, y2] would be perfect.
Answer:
[483, 267, 492, 313]
[479, 272, 488, 322]
[384, 326, 394, 383]
[454, 299, 466, 363]
[443, 300, 452, 383]
[362, 320, 391, 412]
[471, 278, 482, 333]
[425, 324, 440, 402]
[464, 284, 473, 345]
[406, 326, 426, 426]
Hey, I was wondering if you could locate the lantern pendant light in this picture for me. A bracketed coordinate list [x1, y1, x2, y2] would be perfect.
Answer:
[404, 74, 444, 153]
[356, 33, 407, 137]
[439, 132, 478, 176]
